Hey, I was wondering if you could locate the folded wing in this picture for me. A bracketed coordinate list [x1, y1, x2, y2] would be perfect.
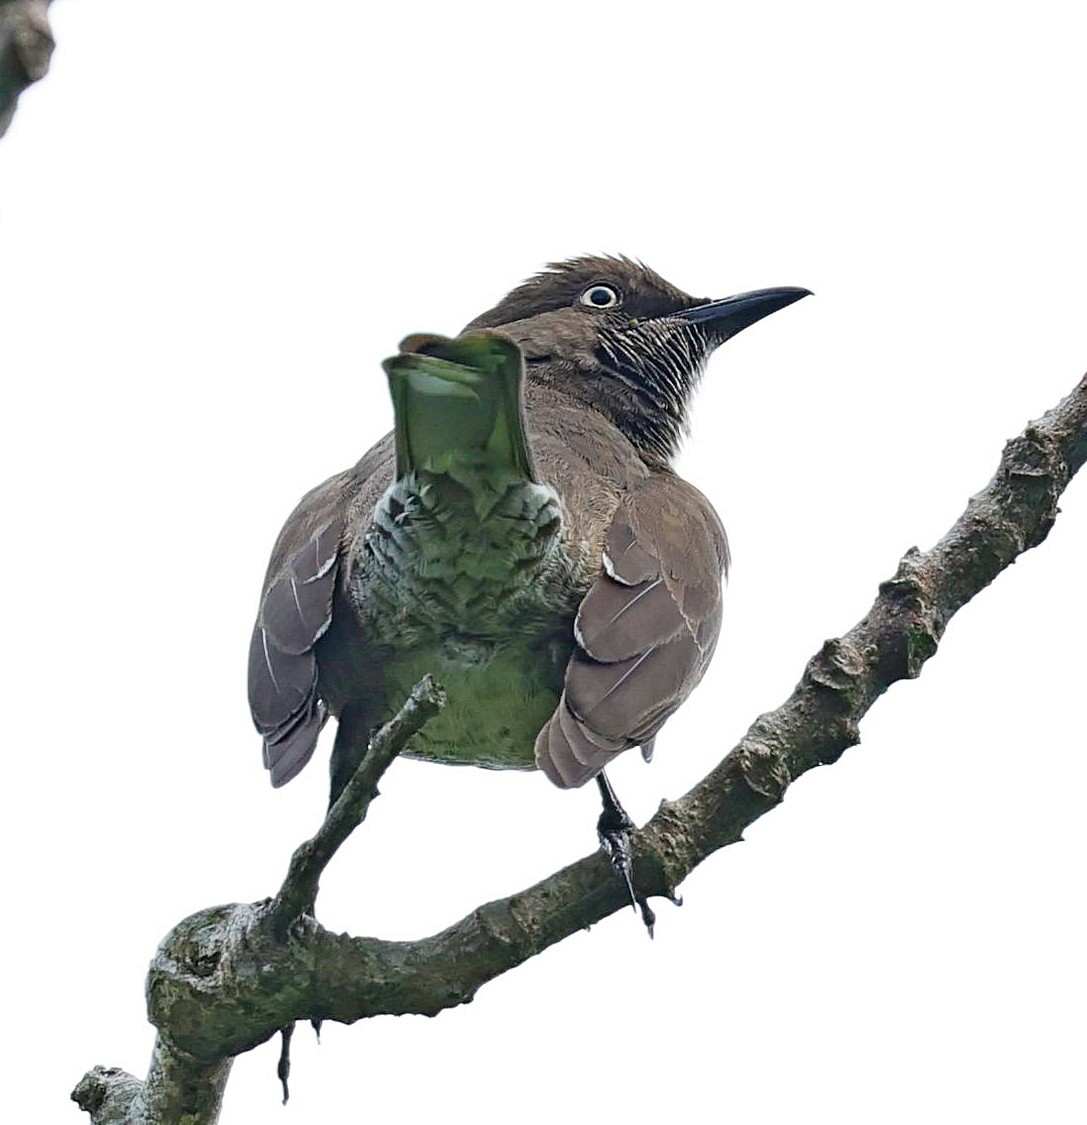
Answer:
[535, 475, 729, 788]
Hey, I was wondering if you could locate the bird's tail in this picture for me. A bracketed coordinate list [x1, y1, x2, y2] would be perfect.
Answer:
[383, 331, 535, 492]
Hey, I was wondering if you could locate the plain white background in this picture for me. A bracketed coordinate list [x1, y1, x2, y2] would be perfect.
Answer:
[1, 2, 1084, 1121]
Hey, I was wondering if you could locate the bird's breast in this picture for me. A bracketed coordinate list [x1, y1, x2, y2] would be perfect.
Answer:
[352, 470, 587, 641]
[367, 632, 574, 770]
[337, 469, 594, 769]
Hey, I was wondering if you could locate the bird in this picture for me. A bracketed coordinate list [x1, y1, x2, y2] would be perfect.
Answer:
[248, 255, 809, 920]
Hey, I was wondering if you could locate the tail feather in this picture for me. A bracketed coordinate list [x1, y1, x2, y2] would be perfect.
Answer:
[383, 332, 534, 483]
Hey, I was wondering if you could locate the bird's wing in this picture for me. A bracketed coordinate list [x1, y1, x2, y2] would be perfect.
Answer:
[535, 474, 729, 788]
[248, 438, 392, 787]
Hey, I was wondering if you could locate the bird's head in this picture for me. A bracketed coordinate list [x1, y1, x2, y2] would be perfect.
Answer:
[462, 255, 809, 465]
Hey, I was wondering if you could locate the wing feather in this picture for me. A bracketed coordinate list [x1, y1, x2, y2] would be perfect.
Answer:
[248, 513, 343, 786]
[535, 475, 728, 789]
[248, 434, 396, 787]
[574, 575, 680, 662]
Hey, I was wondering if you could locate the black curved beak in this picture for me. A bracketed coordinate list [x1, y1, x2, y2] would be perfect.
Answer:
[676, 286, 812, 346]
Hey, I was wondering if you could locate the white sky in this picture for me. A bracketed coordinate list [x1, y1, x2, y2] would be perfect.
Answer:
[2, 3, 1084, 1122]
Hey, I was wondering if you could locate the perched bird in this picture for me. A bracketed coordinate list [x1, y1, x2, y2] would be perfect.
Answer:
[249, 256, 808, 913]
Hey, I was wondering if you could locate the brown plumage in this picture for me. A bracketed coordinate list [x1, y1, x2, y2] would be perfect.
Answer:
[249, 256, 808, 802]
[538, 472, 727, 787]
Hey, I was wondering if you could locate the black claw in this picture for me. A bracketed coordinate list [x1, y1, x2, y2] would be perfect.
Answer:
[637, 897, 656, 937]
[597, 811, 638, 910]
[595, 772, 655, 938]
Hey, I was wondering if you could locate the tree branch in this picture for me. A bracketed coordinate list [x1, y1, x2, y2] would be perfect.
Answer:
[74, 372, 1087, 1123]
[0, 0, 54, 138]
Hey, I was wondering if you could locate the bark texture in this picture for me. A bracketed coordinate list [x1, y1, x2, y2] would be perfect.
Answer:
[0, 0, 53, 137]
[74, 373, 1087, 1123]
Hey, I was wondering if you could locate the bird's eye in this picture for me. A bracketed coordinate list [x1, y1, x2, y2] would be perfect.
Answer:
[579, 284, 621, 309]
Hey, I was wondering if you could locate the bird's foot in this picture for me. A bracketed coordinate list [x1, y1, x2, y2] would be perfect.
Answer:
[595, 772, 656, 937]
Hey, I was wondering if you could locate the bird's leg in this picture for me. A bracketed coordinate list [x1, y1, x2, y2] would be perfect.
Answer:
[595, 771, 656, 937]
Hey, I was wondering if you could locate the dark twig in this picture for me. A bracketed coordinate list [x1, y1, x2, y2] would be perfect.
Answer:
[268, 674, 445, 1104]
[268, 674, 447, 937]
